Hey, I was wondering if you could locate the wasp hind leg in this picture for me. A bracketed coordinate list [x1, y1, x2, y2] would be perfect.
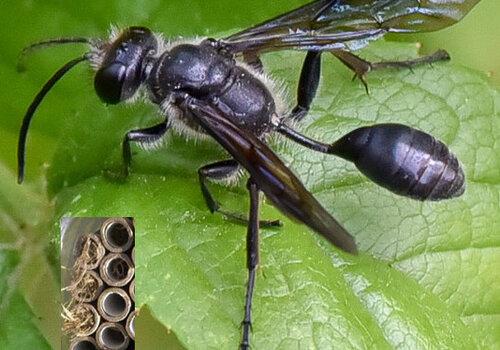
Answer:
[290, 50, 322, 122]
[240, 179, 260, 350]
[198, 160, 281, 228]
[331, 49, 450, 94]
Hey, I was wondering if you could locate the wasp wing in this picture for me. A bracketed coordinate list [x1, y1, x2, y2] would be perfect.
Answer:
[186, 97, 357, 254]
[224, 0, 481, 53]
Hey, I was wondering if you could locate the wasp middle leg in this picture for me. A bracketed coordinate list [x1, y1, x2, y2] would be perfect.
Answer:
[198, 160, 281, 227]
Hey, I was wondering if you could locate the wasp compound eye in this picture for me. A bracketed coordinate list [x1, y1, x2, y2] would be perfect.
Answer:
[94, 62, 127, 104]
[94, 26, 157, 104]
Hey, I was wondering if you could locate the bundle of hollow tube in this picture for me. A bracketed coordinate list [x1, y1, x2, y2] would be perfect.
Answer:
[63, 218, 136, 350]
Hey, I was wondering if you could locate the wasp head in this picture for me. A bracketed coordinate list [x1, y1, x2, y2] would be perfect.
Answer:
[93, 26, 157, 104]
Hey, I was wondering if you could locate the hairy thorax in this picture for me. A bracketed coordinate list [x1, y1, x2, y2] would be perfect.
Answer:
[147, 41, 280, 140]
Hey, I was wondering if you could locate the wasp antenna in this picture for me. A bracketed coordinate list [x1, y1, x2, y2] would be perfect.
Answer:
[17, 55, 88, 184]
[17, 37, 91, 72]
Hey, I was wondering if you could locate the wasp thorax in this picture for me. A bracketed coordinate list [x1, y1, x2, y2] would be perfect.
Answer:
[94, 26, 157, 104]
[149, 43, 232, 100]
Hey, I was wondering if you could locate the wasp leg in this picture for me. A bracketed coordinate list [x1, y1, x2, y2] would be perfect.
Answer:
[275, 122, 331, 153]
[331, 49, 450, 94]
[198, 160, 281, 228]
[291, 50, 322, 121]
[240, 179, 260, 350]
[122, 121, 169, 176]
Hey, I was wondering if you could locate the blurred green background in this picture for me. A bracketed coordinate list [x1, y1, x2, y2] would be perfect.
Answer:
[0, 1, 498, 349]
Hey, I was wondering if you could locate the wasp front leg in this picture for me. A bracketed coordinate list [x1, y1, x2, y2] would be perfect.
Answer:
[121, 121, 170, 177]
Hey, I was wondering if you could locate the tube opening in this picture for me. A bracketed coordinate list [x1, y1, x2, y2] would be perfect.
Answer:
[97, 323, 129, 350]
[101, 218, 133, 252]
[104, 293, 126, 317]
[73, 339, 97, 350]
[107, 256, 130, 280]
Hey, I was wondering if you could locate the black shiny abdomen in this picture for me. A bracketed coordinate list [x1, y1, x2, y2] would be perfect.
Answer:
[148, 43, 275, 136]
[331, 123, 465, 200]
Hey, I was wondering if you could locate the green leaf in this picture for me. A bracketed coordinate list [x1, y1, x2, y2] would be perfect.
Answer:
[0, 288, 51, 350]
[55, 175, 478, 349]
[52, 38, 499, 348]
[0, 163, 59, 350]
[1, 1, 499, 349]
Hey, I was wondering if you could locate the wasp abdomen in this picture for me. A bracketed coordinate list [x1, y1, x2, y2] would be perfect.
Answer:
[330, 123, 465, 200]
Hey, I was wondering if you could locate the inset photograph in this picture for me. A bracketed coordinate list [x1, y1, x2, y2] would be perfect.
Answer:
[61, 218, 136, 350]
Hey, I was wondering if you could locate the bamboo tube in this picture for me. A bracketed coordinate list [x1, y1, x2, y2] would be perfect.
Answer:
[70, 270, 104, 303]
[125, 309, 137, 340]
[63, 303, 100, 337]
[95, 322, 130, 350]
[69, 336, 98, 350]
[99, 253, 134, 287]
[129, 280, 135, 302]
[78, 232, 106, 270]
[97, 287, 131, 322]
[100, 218, 134, 253]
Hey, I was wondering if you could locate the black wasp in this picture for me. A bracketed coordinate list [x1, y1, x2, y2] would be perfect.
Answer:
[18, 0, 479, 348]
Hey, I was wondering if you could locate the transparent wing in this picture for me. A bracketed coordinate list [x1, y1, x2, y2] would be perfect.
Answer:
[224, 0, 481, 53]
